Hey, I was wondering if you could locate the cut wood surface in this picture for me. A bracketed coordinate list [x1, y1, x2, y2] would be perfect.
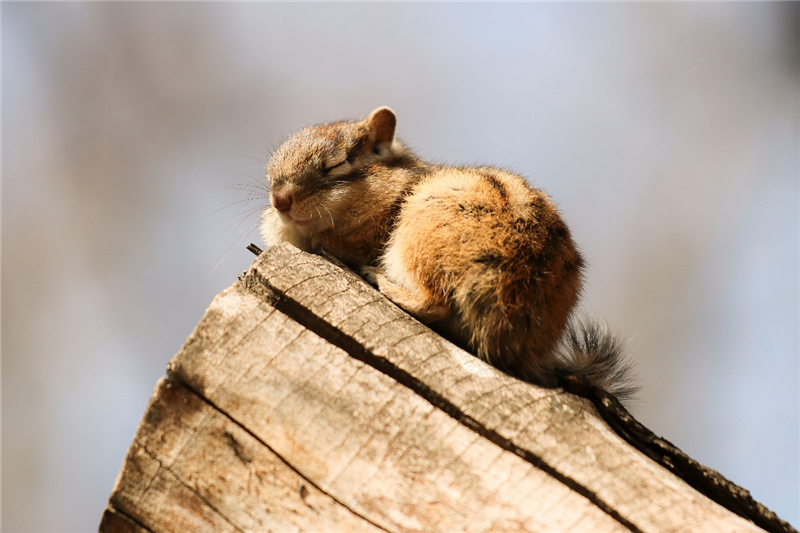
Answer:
[101, 243, 795, 533]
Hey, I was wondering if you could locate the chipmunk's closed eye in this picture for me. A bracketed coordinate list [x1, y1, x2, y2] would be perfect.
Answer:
[324, 158, 352, 176]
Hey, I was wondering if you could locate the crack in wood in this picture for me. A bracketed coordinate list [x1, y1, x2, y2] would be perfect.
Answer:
[134, 440, 247, 533]
[223, 430, 253, 464]
[101, 505, 155, 533]
[242, 248, 798, 533]
[166, 374, 394, 533]
[241, 266, 646, 533]
[593, 391, 797, 533]
[105, 245, 789, 532]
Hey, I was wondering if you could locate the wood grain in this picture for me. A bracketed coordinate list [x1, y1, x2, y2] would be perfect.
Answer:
[166, 283, 629, 532]
[238, 243, 765, 533]
[101, 243, 792, 533]
[107, 376, 383, 533]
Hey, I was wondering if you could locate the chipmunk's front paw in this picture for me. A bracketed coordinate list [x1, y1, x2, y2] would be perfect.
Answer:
[359, 266, 383, 287]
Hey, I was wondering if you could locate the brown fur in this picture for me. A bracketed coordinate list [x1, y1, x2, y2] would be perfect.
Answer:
[385, 165, 584, 380]
[261, 107, 633, 397]
[261, 109, 428, 266]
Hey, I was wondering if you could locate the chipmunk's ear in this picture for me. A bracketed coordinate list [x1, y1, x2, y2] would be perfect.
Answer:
[365, 107, 396, 144]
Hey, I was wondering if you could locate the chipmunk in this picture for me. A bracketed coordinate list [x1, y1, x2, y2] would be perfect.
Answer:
[260, 107, 635, 401]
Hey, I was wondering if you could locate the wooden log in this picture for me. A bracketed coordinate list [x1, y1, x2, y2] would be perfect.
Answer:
[101, 243, 796, 533]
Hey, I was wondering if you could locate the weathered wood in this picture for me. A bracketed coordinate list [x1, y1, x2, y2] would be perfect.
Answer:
[102, 243, 795, 533]
[166, 283, 629, 532]
[108, 376, 382, 532]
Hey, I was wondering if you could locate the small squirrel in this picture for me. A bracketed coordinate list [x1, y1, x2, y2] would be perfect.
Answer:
[260, 107, 635, 401]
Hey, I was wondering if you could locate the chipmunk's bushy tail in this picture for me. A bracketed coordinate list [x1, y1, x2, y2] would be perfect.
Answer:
[550, 318, 638, 403]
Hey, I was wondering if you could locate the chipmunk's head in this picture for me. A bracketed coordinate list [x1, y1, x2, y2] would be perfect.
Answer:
[266, 106, 406, 236]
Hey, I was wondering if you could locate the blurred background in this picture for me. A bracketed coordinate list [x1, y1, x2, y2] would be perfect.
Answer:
[4, 3, 798, 531]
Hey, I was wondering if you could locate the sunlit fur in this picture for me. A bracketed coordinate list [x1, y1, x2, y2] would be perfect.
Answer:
[382, 164, 584, 383]
[261, 107, 635, 399]
[261, 109, 419, 267]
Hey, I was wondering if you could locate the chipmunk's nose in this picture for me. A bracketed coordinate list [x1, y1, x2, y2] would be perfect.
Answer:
[271, 191, 293, 213]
